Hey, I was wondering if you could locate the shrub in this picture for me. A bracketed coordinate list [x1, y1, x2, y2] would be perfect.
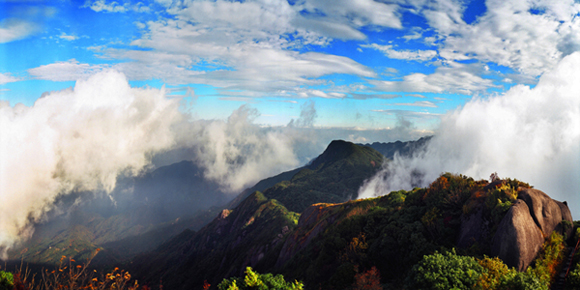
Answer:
[352, 267, 382, 290]
[497, 270, 546, 290]
[405, 249, 483, 290]
[529, 232, 566, 285]
[0, 271, 13, 290]
[218, 267, 304, 290]
[567, 264, 580, 289]
[476, 256, 510, 290]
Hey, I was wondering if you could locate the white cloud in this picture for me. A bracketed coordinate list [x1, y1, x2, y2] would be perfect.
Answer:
[300, 0, 402, 31]
[415, 0, 580, 76]
[392, 100, 437, 108]
[107, 15, 376, 93]
[59, 32, 78, 41]
[0, 73, 19, 85]
[82, 0, 151, 13]
[28, 60, 107, 82]
[351, 93, 401, 99]
[370, 61, 497, 94]
[0, 18, 40, 43]
[362, 43, 437, 62]
[0, 70, 181, 256]
[359, 52, 580, 217]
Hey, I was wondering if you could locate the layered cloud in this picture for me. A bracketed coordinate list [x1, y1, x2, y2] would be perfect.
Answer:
[28, 60, 107, 82]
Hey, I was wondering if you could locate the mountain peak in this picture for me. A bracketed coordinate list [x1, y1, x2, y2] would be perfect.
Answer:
[309, 140, 379, 169]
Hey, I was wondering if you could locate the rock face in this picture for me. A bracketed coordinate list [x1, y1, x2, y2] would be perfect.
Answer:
[491, 188, 573, 271]
[492, 200, 545, 271]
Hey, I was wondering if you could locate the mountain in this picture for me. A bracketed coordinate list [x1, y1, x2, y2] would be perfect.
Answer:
[361, 135, 432, 160]
[4, 138, 575, 290]
[7, 160, 229, 264]
[129, 140, 385, 289]
[8, 137, 432, 267]
[129, 169, 573, 289]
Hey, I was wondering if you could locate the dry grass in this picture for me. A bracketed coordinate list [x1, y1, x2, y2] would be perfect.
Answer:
[12, 249, 151, 290]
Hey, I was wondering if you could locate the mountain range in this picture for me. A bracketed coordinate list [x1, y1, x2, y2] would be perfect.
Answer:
[5, 137, 575, 290]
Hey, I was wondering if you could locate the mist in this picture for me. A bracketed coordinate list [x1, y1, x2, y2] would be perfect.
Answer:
[0, 71, 181, 257]
[359, 52, 580, 216]
[0, 68, 430, 257]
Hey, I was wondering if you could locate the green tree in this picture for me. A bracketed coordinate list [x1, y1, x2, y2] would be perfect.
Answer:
[218, 267, 304, 290]
[405, 249, 483, 290]
[497, 270, 546, 290]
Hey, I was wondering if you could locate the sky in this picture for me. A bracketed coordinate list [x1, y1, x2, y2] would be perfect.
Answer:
[2, 0, 578, 137]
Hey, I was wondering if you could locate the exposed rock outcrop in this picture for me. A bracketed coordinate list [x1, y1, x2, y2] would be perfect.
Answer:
[491, 188, 573, 271]
[491, 200, 545, 271]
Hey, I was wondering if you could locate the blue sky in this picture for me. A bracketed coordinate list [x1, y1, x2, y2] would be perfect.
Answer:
[1, 0, 579, 140]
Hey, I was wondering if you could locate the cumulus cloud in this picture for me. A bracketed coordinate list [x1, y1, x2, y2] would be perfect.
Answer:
[419, 0, 580, 76]
[0, 70, 181, 257]
[171, 106, 304, 193]
[359, 52, 580, 216]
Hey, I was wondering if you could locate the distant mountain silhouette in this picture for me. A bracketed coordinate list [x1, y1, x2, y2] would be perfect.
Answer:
[360, 135, 432, 160]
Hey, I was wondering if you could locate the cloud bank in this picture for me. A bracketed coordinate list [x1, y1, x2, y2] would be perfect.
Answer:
[0, 71, 181, 257]
[359, 52, 580, 215]
[0, 69, 432, 257]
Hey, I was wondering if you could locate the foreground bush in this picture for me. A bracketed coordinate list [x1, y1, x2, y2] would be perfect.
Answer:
[405, 249, 483, 290]
[0, 271, 13, 290]
[218, 267, 303, 290]
[406, 238, 564, 290]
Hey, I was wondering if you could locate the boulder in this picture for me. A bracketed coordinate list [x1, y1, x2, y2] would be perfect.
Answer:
[491, 200, 544, 271]
[491, 188, 574, 271]
[517, 188, 565, 235]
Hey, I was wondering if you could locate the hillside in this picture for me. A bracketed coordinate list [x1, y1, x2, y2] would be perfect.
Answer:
[130, 171, 573, 290]
[7, 160, 228, 264]
[6, 138, 422, 267]
[129, 140, 385, 288]
[263, 140, 384, 212]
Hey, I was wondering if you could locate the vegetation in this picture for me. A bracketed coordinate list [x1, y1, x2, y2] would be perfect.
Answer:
[1, 250, 147, 290]
[217, 267, 303, 290]
[263, 140, 384, 212]
[406, 249, 483, 290]
[0, 271, 14, 290]
[404, 233, 566, 290]
[6, 141, 571, 290]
